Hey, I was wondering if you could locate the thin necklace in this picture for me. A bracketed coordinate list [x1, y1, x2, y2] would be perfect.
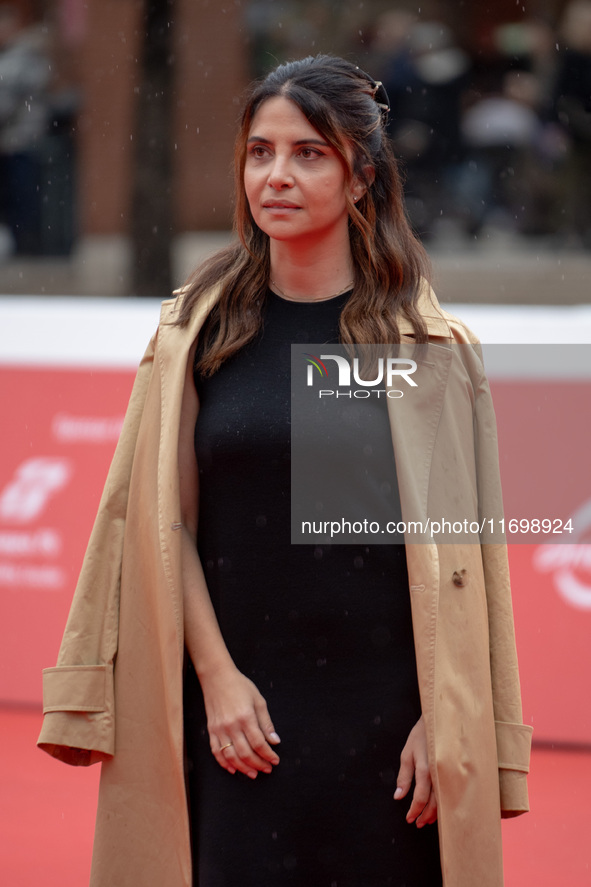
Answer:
[270, 278, 354, 303]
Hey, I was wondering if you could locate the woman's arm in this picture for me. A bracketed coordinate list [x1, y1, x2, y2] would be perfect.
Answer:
[179, 353, 281, 779]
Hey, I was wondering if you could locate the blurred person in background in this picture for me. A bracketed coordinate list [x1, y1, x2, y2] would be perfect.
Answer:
[379, 19, 470, 239]
[458, 70, 543, 237]
[553, 0, 591, 247]
[478, 17, 568, 239]
[0, 3, 51, 256]
[366, 8, 416, 101]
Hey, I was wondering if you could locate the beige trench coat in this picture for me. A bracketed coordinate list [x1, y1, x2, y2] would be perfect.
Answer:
[38, 286, 532, 887]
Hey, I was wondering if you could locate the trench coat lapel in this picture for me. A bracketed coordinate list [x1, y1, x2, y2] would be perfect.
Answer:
[389, 285, 454, 533]
[386, 339, 452, 537]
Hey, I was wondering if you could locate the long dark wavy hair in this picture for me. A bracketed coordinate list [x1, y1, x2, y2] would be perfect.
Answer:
[176, 55, 431, 375]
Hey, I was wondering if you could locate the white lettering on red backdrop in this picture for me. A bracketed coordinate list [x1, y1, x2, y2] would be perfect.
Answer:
[532, 499, 591, 611]
[0, 362, 134, 704]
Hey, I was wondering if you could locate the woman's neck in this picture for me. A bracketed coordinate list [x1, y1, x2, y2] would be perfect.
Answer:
[269, 237, 354, 302]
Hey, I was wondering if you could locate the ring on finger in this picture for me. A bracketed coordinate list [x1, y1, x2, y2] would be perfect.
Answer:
[219, 742, 233, 752]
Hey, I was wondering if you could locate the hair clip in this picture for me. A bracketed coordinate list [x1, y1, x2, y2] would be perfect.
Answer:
[371, 81, 390, 114]
[355, 67, 391, 118]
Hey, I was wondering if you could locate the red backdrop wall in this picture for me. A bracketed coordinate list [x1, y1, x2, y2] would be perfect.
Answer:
[1, 362, 590, 745]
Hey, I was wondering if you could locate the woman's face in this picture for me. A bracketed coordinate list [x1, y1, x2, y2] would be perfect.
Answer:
[244, 96, 357, 248]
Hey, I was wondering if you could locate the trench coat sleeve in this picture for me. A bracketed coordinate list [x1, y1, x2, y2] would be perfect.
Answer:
[472, 345, 533, 815]
[37, 333, 157, 767]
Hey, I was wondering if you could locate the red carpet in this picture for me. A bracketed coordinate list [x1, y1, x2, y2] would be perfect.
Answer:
[502, 744, 591, 886]
[1, 706, 589, 885]
[1, 706, 99, 887]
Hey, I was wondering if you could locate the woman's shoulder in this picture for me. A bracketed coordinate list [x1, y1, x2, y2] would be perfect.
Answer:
[439, 307, 481, 347]
[159, 283, 223, 327]
[417, 283, 481, 346]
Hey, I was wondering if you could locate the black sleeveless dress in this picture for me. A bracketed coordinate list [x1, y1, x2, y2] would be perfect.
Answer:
[183, 290, 442, 887]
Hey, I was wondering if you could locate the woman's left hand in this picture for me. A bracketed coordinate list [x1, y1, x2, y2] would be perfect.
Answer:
[394, 714, 437, 827]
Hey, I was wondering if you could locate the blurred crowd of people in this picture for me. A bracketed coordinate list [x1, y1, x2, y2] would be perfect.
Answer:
[367, 1, 591, 247]
[4, 0, 591, 256]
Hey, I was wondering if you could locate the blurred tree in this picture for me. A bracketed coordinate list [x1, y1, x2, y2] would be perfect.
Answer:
[131, 0, 175, 297]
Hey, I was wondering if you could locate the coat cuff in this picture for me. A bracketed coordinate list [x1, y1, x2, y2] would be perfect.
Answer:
[37, 664, 114, 766]
[495, 720, 533, 815]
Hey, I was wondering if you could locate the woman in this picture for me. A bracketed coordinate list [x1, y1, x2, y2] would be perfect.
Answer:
[38, 56, 531, 887]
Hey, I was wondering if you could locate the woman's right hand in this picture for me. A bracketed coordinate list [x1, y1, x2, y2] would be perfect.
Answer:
[199, 664, 281, 779]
